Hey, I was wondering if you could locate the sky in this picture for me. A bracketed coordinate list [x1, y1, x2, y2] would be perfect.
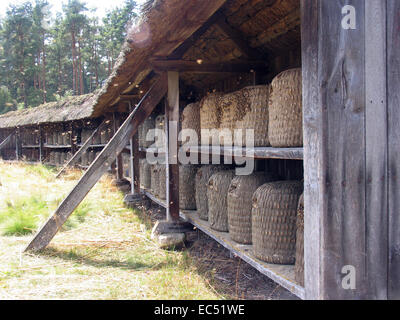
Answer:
[0, 0, 147, 20]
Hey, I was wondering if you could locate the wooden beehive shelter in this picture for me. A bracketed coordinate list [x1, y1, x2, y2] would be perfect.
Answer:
[0, 0, 399, 300]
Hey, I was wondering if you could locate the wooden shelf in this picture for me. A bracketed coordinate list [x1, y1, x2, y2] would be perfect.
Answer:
[77, 144, 107, 148]
[44, 144, 72, 149]
[139, 146, 303, 160]
[22, 145, 40, 149]
[142, 189, 305, 299]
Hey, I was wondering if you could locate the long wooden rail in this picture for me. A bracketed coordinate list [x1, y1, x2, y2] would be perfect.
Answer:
[0, 132, 15, 151]
[25, 74, 168, 252]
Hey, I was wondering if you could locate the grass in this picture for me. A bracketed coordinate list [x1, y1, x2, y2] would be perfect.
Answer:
[0, 161, 224, 300]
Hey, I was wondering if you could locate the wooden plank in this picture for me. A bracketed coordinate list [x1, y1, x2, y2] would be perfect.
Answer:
[132, 133, 140, 193]
[320, 0, 366, 299]
[143, 189, 305, 299]
[166, 72, 180, 222]
[55, 119, 108, 178]
[388, 0, 400, 300]
[25, 74, 168, 252]
[152, 60, 267, 73]
[39, 126, 44, 163]
[365, 0, 388, 299]
[214, 18, 263, 59]
[0, 132, 15, 151]
[301, 0, 323, 300]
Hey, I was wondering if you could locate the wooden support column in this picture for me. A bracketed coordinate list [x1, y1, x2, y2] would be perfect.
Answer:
[39, 125, 44, 163]
[166, 71, 180, 222]
[302, 0, 391, 299]
[388, 0, 400, 300]
[15, 127, 20, 161]
[70, 122, 77, 155]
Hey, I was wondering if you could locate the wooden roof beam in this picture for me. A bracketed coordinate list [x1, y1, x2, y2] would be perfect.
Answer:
[152, 59, 267, 73]
[214, 18, 264, 60]
[250, 8, 301, 48]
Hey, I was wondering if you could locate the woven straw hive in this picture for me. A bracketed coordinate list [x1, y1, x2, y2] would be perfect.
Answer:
[227, 172, 277, 244]
[158, 164, 167, 200]
[62, 131, 71, 146]
[252, 181, 303, 264]
[219, 91, 244, 146]
[269, 68, 303, 147]
[235, 86, 270, 147]
[139, 115, 155, 148]
[200, 92, 222, 145]
[195, 165, 228, 220]
[179, 164, 198, 210]
[181, 103, 200, 146]
[87, 150, 95, 164]
[46, 132, 53, 145]
[150, 164, 160, 197]
[139, 158, 151, 189]
[208, 170, 236, 232]
[92, 129, 101, 145]
[295, 193, 304, 286]
[155, 115, 165, 148]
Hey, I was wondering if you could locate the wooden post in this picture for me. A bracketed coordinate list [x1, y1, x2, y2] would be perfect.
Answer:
[15, 127, 20, 161]
[302, 0, 391, 299]
[388, 0, 400, 300]
[39, 125, 44, 164]
[166, 71, 180, 222]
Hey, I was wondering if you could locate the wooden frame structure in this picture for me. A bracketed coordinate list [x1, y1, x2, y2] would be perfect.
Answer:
[0, 0, 398, 300]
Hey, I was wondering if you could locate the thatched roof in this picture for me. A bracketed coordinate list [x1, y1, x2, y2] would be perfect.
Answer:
[0, 93, 97, 128]
[0, 0, 301, 129]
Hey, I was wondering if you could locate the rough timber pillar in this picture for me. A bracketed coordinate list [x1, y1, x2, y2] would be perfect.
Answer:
[302, 0, 393, 299]
[166, 71, 180, 222]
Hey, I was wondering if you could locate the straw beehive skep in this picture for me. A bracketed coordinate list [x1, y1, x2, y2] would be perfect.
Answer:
[195, 165, 229, 220]
[150, 164, 160, 197]
[200, 92, 223, 145]
[181, 102, 200, 146]
[295, 193, 304, 286]
[155, 115, 165, 148]
[208, 170, 235, 232]
[158, 165, 167, 200]
[52, 131, 58, 145]
[227, 172, 277, 244]
[139, 115, 155, 148]
[269, 68, 303, 147]
[252, 181, 303, 264]
[47, 132, 53, 145]
[179, 164, 198, 210]
[139, 159, 151, 189]
[235, 85, 270, 147]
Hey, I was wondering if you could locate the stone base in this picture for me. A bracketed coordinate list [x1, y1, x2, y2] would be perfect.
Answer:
[153, 233, 186, 249]
[111, 178, 131, 187]
[151, 220, 194, 236]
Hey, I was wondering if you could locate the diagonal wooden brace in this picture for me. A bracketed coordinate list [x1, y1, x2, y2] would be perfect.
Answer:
[25, 74, 168, 252]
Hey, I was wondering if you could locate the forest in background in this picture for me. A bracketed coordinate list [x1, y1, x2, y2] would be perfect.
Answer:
[0, 0, 138, 114]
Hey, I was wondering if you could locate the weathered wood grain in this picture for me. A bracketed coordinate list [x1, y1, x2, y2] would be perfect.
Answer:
[365, 0, 388, 299]
[25, 74, 167, 252]
[301, 0, 323, 300]
[0, 132, 14, 151]
[388, 0, 400, 300]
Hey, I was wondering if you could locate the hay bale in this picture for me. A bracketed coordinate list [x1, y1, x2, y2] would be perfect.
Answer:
[252, 181, 303, 264]
[155, 115, 165, 148]
[227, 172, 277, 244]
[139, 159, 151, 189]
[179, 165, 198, 210]
[200, 93, 222, 145]
[295, 193, 304, 286]
[139, 115, 155, 148]
[151, 164, 160, 197]
[181, 103, 200, 146]
[207, 170, 235, 232]
[269, 68, 303, 147]
[158, 164, 166, 200]
[235, 86, 270, 147]
[195, 165, 228, 220]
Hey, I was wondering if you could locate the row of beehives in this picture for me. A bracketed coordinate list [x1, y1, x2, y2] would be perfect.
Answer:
[139, 160, 304, 286]
[20, 130, 39, 145]
[138, 68, 303, 149]
[47, 151, 72, 166]
[46, 130, 71, 146]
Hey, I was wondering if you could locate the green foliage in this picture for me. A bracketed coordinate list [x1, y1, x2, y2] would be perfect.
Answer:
[0, 195, 48, 235]
[0, 0, 138, 110]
